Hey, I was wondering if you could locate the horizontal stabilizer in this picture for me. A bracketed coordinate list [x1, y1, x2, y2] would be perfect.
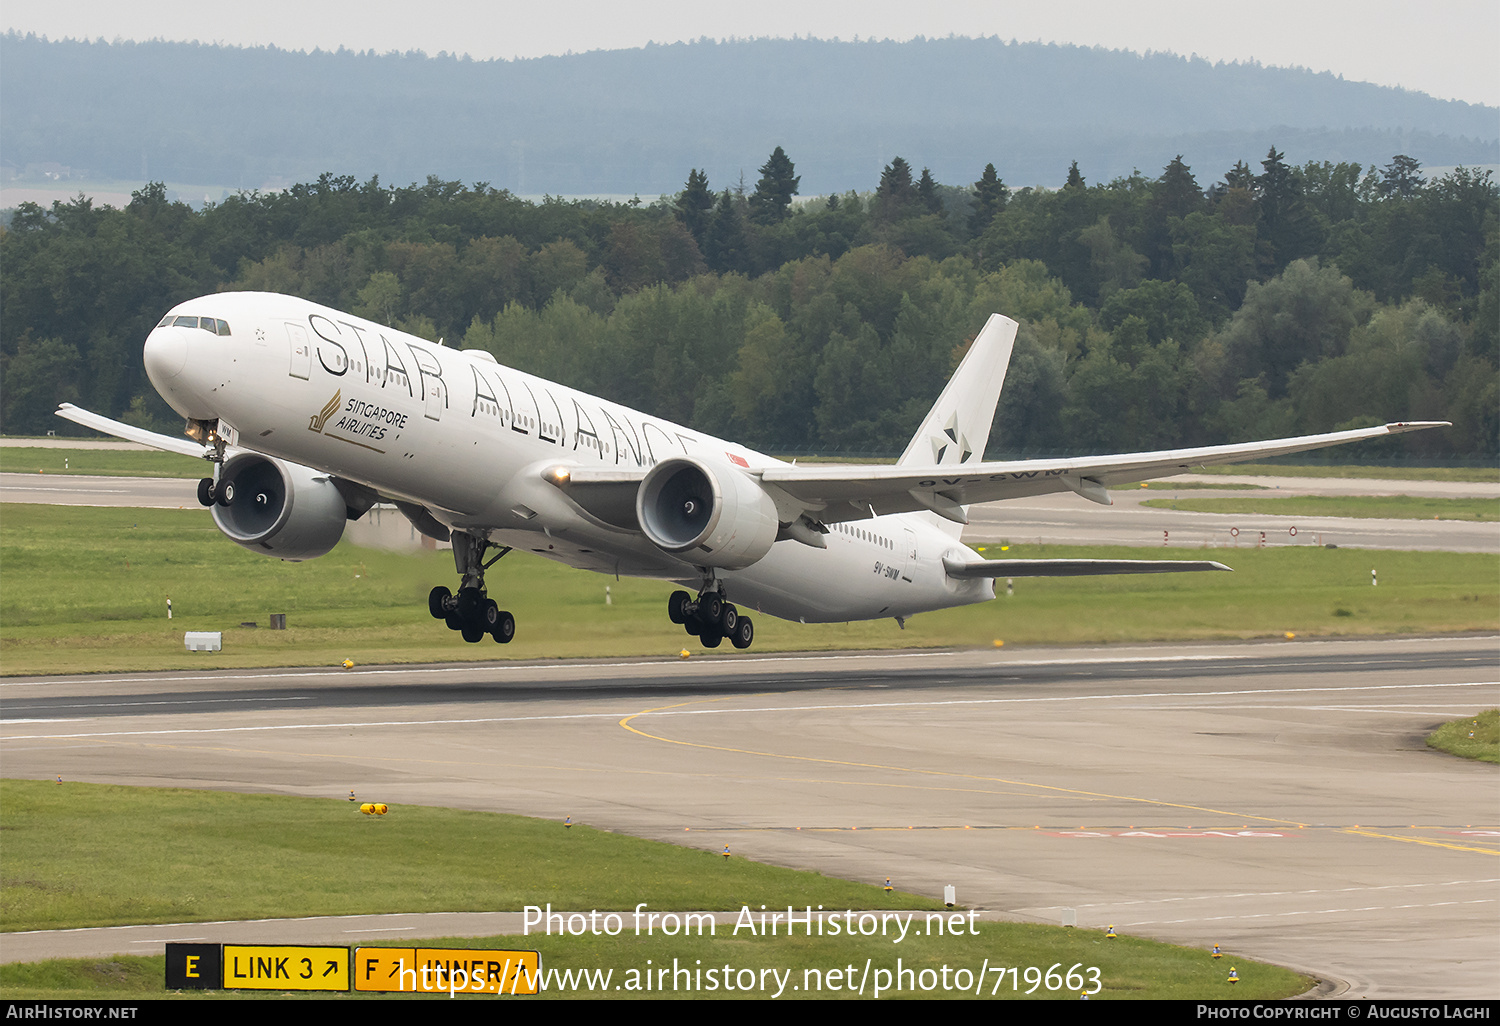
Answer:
[54, 403, 211, 459]
[942, 557, 1231, 579]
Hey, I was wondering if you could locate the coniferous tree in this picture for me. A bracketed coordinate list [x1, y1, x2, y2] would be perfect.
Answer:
[704, 190, 748, 273]
[748, 146, 799, 225]
[916, 168, 943, 215]
[1065, 161, 1086, 189]
[874, 157, 918, 222]
[969, 163, 1008, 236]
[676, 168, 714, 245]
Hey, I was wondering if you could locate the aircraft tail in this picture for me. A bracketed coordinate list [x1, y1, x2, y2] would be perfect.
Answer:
[895, 314, 1017, 535]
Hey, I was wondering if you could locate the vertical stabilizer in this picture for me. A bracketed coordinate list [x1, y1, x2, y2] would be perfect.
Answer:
[895, 314, 1017, 536]
[897, 314, 1017, 468]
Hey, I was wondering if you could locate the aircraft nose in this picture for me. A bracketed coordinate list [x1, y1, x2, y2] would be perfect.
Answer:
[144, 325, 218, 419]
[143, 326, 189, 381]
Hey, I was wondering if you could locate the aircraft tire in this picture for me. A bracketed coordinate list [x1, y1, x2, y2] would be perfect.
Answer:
[731, 617, 754, 650]
[701, 593, 723, 623]
[196, 478, 215, 507]
[445, 614, 463, 632]
[461, 625, 484, 643]
[701, 631, 723, 649]
[492, 611, 515, 644]
[480, 598, 501, 630]
[428, 586, 452, 619]
[667, 591, 690, 624]
[455, 588, 483, 623]
[719, 604, 738, 634]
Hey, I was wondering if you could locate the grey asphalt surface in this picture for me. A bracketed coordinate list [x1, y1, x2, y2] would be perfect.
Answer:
[3, 639, 1497, 998]
[2, 462, 1496, 998]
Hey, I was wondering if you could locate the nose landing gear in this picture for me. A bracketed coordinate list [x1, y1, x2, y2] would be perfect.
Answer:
[669, 587, 754, 650]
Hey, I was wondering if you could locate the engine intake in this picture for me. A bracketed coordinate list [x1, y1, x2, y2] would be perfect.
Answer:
[211, 453, 348, 561]
[636, 457, 778, 570]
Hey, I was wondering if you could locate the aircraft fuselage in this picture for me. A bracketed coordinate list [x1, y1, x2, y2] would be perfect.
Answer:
[144, 292, 993, 626]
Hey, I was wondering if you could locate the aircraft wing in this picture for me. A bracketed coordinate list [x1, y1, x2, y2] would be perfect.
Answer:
[942, 557, 1230, 578]
[54, 403, 216, 460]
[759, 421, 1449, 524]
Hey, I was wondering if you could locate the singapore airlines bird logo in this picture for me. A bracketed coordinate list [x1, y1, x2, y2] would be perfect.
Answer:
[309, 390, 341, 433]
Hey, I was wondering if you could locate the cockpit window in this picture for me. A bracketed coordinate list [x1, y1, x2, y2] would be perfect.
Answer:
[159, 314, 230, 335]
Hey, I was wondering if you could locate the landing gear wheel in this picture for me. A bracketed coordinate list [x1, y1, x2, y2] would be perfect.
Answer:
[456, 588, 483, 623]
[731, 616, 754, 650]
[445, 614, 463, 632]
[461, 624, 484, 643]
[667, 591, 691, 624]
[701, 593, 723, 623]
[683, 615, 701, 637]
[429, 586, 452, 620]
[492, 610, 515, 644]
[719, 603, 738, 635]
[480, 598, 501, 631]
[215, 482, 234, 506]
[700, 630, 723, 649]
[196, 478, 215, 507]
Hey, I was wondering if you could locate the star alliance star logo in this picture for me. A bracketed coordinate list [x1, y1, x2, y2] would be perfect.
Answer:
[930, 414, 973, 464]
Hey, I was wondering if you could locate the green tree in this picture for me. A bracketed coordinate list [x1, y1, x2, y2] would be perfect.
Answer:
[1377, 155, 1425, 200]
[1144, 156, 1201, 277]
[873, 157, 918, 222]
[1216, 258, 1373, 398]
[703, 191, 748, 274]
[916, 168, 943, 216]
[748, 147, 799, 225]
[1254, 147, 1322, 271]
[676, 169, 714, 244]
[969, 163, 1008, 237]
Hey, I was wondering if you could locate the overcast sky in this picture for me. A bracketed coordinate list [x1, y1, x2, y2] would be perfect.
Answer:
[4, 0, 1497, 107]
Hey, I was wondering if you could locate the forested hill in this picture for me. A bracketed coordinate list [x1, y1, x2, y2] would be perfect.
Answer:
[3, 148, 1495, 457]
[2, 32, 1495, 195]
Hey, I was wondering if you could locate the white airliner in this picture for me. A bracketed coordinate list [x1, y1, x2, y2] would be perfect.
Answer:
[58, 292, 1444, 650]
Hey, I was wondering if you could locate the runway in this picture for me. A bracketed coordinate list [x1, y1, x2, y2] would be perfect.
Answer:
[3, 637, 1496, 998]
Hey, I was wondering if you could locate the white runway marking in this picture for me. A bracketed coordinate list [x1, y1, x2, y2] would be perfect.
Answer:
[5, 681, 1493, 740]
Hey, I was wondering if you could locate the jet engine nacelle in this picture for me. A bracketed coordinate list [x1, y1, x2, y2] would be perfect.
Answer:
[211, 452, 348, 561]
[636, 457, 778, 570]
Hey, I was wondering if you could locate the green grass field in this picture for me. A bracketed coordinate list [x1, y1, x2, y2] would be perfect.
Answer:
[1189, 463, 1499, 483]
[1142, 495, 1497, 520]
[0, 781, 1310, 1000]
[4, 502, 1497, 674]
[0, 446, 208, 479]
[1426, 710, 1500, 764]
[2, 503, 1496, 675]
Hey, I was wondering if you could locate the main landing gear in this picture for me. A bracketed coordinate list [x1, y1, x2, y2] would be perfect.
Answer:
[429, 532, 515, 644]
[668, 587, 755, 650]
